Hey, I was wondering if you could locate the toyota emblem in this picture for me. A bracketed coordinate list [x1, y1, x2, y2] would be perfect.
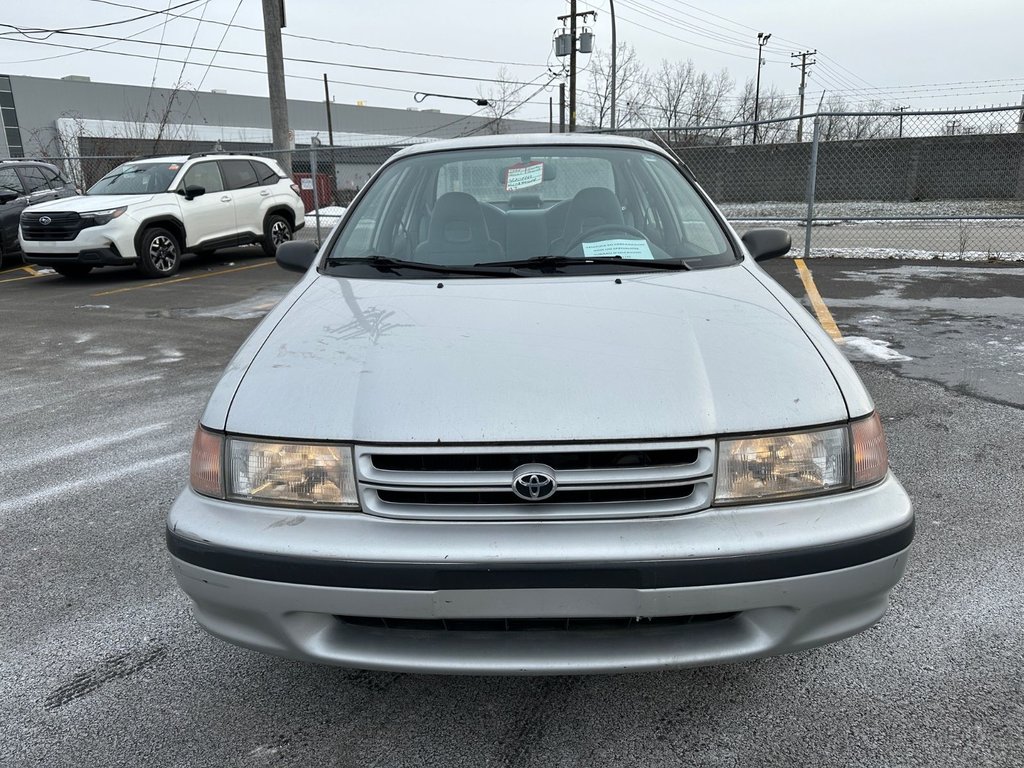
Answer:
[39, 216, 52, 225]
[511, 463, 557, 502]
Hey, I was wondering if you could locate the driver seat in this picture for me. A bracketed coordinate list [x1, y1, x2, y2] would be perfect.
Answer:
[552, 187, 625, 253]
[414, 192, 504, 265]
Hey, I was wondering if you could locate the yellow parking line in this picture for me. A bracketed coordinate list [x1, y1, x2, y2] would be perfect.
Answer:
[0, 271, 45, 284]
[794, 258, 843, 342]
[23, 265, 39, 276]
[0, 265, 33, 276]
[92, 261, 275, 297]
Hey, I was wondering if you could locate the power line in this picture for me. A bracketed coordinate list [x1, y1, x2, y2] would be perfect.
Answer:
[0, 35, 561, 109]
[85, 0, 551, 69]
[173, 0, 211, 84]
[0, 28, 547, 88]
[0, 0, 202, 39]
[143, 0, 177, 122]
[0, 0, 211, 64]
[183, 0, 244, 113]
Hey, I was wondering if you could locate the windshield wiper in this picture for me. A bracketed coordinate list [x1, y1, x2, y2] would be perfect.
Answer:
[324, 255, 515, 277]
[478, 255, 691, 270]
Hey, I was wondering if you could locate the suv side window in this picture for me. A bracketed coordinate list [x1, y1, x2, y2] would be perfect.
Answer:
[40, 166, 67, 189]
[252, 161, 279, 186]
[182, 161, 225, 193]
[0, 167, 23, 196]
[221, 159, 259, 190]
[18, 166, 50, 194]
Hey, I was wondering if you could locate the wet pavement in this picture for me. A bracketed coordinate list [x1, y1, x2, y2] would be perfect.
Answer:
[2, 253, 1021, 768]
[763, 259, 1024, 408]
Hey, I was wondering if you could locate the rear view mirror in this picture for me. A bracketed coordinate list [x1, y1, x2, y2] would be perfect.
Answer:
[276, 240, 319, 273]
[181, 185, 206, 201]
[0, 191, 18, 205]
[741, 228, 792, 262]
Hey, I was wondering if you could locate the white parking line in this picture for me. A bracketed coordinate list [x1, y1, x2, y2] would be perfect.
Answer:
[0, 423, 171, 474]
[0, 452, 187, 516]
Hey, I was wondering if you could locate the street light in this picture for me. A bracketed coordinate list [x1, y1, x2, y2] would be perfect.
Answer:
[753, 32, 771, 145]
[414, 92, 490, 107]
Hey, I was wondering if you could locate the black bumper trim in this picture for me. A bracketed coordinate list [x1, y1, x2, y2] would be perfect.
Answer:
[28, 247, 132, 266]
[166, 519, 914, 591]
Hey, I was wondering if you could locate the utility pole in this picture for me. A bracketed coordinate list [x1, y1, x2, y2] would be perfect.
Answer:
[896, 105, 909, 138]
[791, 49, 816, 142]
[323, 73, 334, 146]
[556, 3, 596, 132]
[559, 82, 566, 133]
[753, 32, 771, 145]
[609, 0, 617, 131]
[262, 0, 291, 175]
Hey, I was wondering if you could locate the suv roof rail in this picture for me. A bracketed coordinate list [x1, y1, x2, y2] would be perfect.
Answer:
[1, 157, 55, 164]
[186, 150, 246, 160]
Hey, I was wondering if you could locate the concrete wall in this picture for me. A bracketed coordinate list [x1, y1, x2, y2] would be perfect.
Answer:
[676, 132, 1024, 202]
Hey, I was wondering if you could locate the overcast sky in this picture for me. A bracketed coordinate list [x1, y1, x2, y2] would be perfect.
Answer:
[1, 0, 1021, 124]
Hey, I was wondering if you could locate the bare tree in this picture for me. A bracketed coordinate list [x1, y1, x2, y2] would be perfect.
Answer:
[478, 67, 526, 135]
[580, 43, 648, 130]
[731, 79, 797, 144]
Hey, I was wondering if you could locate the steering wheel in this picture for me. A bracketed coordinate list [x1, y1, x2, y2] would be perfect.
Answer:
[562, 223, 650, 255]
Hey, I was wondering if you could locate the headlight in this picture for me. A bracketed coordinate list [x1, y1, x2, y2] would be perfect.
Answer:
[715, 426, 851, 504]
[714, 414, 889, 505]
[226, 437, 359, 509]
[82, 206, 127, 224]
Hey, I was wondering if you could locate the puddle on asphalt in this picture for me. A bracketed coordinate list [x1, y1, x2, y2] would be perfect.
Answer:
[145, 287, 291, 321]
[823, 266, 1024, 407]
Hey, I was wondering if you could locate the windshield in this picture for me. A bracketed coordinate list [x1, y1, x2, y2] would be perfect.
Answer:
[87, 161, 181, 195]
[323, 145, 735, 277]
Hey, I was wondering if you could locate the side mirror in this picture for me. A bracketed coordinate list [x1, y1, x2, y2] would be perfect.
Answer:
[741, 228, 792, 262]
[276, 240, 319, 273]
[180, 184, 206, 201]
[0, 191, 18, 205]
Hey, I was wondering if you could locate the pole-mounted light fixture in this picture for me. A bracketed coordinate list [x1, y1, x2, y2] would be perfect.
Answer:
[753, 32, 772, 145]
[414, 92, 490, 107]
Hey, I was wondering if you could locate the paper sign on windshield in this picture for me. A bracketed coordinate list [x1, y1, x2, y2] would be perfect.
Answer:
[504, 161, 544, 191]
[581, 238, 654, 260]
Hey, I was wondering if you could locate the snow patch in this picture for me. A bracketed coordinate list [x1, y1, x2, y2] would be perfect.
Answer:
[841, 336, 912, 362]
[75, 304, 110, 310]
[304, 206, 346, 229]
[795, 247, 1024, 263]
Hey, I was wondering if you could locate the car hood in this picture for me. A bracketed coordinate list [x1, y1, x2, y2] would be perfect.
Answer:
[224, 266, 848, 443]
[25, 194, 157, 212]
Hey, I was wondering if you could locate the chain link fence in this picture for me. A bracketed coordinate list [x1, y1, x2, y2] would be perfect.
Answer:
[594, 104, 1024, 262]
[25, 104, 1024, 260]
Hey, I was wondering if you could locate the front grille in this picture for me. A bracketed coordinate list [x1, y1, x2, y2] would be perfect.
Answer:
[20, 211, 88, 241]
[372, 447, 699, 473]
[337, 613, 738, 633]
[377, 484, 695, 506]
[355, 440, 715, 521]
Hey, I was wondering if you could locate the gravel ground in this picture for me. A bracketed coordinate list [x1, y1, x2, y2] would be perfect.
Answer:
[1, 254, 1021, 767]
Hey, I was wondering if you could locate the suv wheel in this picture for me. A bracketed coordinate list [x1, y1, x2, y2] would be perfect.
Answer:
[262, 213, 293, 257]
[53, 264, 94, 278]
[137, 227, 182, 278]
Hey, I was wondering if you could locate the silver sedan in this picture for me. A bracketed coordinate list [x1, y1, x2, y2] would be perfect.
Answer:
[167, 134, 912, 674]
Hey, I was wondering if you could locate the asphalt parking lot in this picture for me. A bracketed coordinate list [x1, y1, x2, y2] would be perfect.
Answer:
[2, 250, 1022, 767]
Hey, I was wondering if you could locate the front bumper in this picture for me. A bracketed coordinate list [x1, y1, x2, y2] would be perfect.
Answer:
[167, 474, 913, 674]
[19, 223, 137, 265]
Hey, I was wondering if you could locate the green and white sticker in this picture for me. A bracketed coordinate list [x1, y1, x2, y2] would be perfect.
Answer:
[581, 238, 654, 260]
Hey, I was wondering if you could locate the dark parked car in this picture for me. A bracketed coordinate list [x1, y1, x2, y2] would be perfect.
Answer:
[0, 159, 78, 268]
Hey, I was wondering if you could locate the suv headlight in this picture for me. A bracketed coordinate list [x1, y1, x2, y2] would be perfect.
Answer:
[714, 414, 888, 505]
[188, 427, 359, 509]
[82, 206, 127, 225]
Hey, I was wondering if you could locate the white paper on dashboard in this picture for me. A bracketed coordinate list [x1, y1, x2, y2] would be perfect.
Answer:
[581, 238, 654, 260]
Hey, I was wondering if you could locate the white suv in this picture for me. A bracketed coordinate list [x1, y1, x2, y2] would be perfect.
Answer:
[19, 153, 305, 278]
